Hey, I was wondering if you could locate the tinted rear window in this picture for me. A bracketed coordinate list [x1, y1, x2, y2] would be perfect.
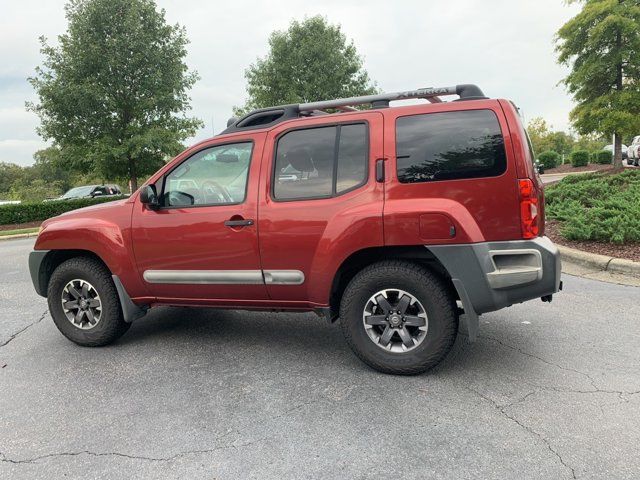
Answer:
[396, 110, 507, 183]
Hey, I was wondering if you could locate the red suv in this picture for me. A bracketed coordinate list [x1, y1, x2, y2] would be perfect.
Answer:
[29, 84, 561, 374]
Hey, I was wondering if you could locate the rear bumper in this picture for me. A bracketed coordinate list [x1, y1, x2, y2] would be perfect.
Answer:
[429, 236, 562, 316]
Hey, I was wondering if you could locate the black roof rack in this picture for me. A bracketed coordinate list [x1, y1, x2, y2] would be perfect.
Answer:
[222, 84, 487, 134]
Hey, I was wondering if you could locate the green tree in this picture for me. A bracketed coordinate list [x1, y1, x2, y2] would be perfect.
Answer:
[236, 16, 377, 115]
[527, 117, 576, 161]
[527, 117, 554, 154]
[0, 163, 25, 197]
[28, 0, 202, 192]
[548, 131, 575, 157]
[9, 178, 65, 203]
[556, 0, 640, 168]
[574, 133, 608, 152]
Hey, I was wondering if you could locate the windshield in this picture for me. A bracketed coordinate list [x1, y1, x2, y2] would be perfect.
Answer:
[62, 186, 95, 198]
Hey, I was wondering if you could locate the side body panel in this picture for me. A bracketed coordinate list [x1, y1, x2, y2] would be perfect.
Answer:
[257, 112, 385, 306]
[382, 99, 522, 246]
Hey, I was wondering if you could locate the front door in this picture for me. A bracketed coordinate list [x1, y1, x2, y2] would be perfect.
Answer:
[131, 135, 268, 304]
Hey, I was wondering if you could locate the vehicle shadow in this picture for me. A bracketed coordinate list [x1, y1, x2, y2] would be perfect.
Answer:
[117, 306, 536, 377]
[120, 306, 351, 358]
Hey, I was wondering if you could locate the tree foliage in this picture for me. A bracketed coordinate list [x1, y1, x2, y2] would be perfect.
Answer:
[0, 149, 110, 202]
[556, 0, 640, 168]
[28, 0, 202, 191]
[235, 16, 377, 115]
[538, 151, 561, 169]
[527, 116, 607, 165]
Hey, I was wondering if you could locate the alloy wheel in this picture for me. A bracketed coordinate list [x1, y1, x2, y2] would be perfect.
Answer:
[61, 279, 102, 330]
[362, 289, 428, 353]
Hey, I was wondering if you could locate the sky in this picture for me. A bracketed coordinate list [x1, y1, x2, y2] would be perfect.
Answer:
[0, 0, 582, 167]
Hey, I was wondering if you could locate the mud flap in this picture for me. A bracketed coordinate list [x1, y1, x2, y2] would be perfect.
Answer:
[452, 278, 479, 342]
[112, 275, 148, 323]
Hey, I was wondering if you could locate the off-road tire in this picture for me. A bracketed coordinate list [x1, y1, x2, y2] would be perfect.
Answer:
[339, 261, 458, 375]
[47, 257, 130, 346]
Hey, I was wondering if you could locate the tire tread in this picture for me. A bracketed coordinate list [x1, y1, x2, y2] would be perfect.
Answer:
[339, 260, 458, 375]
[47, 256, 130, 347]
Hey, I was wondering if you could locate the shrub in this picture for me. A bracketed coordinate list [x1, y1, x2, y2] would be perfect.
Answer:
[570, 150, 590, 167]
[0, 196, 125, 225]
[545, 170, 640, 243]
[538, 151, 561, 170]
[593, 150, 612, 165]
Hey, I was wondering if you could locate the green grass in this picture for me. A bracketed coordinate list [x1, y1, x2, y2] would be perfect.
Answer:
[0, 227, 39, 237]
[545, 170, 640, 244]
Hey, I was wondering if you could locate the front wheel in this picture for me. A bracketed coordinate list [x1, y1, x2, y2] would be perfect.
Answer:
[47, 257, 130, 346]
[339, 261, 458, 375]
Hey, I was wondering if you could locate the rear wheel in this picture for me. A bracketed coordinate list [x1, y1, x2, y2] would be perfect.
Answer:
[47, 257, 130, 346]
[339, 261, 458, 375]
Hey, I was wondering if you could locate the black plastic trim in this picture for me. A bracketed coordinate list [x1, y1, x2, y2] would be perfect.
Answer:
[224, 219, 254, 227]
[428, 237, 562, 316]
[455, 84, 488, 101]
[222, 105, 300, 134]
[112, 275, 148, 323]
[28, 250, 50, 297]
[375, 159, 385, 182]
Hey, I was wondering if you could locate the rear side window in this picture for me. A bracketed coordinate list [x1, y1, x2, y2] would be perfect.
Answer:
[396, 110, 507, 183]
[273, 123, 368, 200]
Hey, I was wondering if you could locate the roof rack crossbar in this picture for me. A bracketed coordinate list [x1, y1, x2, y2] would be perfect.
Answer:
[222, 84, 487, 134]
[298, 84, 486, 112]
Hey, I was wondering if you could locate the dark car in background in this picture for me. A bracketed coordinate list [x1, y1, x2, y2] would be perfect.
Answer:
[54, 184, 123, 201]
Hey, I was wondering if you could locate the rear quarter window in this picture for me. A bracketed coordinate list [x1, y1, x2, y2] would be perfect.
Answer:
[396, 109, 507, 183]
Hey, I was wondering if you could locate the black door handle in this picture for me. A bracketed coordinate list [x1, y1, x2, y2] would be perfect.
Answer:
[376, 159, 386, 182]
[224, 219, 254, 227]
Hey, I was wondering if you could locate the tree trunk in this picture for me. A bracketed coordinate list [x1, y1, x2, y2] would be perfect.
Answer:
[129, 174, 138, 194]
[613, 26, 624, 169]
[128, 156, 138, 193]
[613, 133, 623, 169]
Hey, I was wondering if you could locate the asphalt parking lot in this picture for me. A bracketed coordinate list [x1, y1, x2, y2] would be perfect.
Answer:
[1, 237, 639, 479]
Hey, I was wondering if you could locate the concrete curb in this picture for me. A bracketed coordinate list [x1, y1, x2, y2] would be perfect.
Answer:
[0, 232, 39, 241]
[558, 244, 640, 278]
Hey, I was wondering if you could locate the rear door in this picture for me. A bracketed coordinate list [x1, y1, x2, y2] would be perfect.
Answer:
[258, 112, 385, 305]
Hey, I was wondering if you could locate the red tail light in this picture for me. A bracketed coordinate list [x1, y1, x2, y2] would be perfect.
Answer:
[518, 179, 539, 239]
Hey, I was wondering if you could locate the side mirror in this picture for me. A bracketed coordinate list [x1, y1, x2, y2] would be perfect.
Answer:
[92, 191, 103, 197]
[140, 184, 159, 209]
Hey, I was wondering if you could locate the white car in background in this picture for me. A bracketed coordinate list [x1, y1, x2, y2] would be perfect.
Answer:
[627, 136, 640, 166]
[603, 144, 628, 162]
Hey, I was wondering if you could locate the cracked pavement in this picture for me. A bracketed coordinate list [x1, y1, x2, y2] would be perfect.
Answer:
[1, 238, 639, 479]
